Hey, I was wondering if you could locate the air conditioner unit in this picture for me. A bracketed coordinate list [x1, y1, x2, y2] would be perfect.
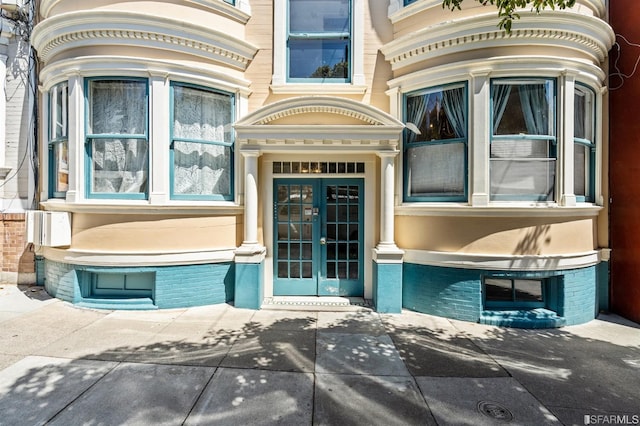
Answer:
[26, 211, 71, 247]
[0, 0, 23, 12]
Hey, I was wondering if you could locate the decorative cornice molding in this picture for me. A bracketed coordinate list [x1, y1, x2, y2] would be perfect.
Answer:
[38, 56, 252, 94]
[32, 10, 258, 70]
[381, 11, 614, 70]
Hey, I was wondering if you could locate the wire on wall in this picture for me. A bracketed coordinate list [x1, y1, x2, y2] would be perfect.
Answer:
[610, 33, 640, 91]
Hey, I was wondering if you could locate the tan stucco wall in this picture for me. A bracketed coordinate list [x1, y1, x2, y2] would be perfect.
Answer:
[396, 215, 597, 255]
[71, 214, 242, 252]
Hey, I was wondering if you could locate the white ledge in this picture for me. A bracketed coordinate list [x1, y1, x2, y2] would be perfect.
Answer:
[404, 249, 602, 271]
[42, 247, 236, 267]
[270, 84, 367, 95]
[40, 200, 244, 215]
[395, 203, 602, 218]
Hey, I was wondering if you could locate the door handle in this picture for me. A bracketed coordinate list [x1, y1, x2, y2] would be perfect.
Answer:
[320, 237, 326, 245]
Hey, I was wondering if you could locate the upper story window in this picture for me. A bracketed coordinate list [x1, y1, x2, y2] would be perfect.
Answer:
[403, 0, 418, 4]
[170, 83, 234, 200]
[574, 85, 595, 202]
[490, 79, 556, 201]
[288, 0, 351, 82]
[49, 82, 69, 198]
[404, 83, 468, 201]
[86, 78, 149, 199]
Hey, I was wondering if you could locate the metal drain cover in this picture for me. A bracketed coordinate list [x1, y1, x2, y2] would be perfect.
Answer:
[477, 401, 514, 422]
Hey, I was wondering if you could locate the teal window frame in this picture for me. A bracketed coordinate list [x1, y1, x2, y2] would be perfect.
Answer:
[483, 276, 546, 309]
[574, 84, 596, 203]
[403, 0, 418, 5]
[223, 0, 235, 4]
[403, 82, 468, 202]
[169, 82, 235, 201]
[89, 271, 154, 299]
[287, 0, 352, 83]
[490, 78, 557, 202]
[85, 77, 149, 200]
[49, 82, 69, 199]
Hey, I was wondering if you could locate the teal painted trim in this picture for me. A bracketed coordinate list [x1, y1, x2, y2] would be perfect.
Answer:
[403, 81, 469, 203]
[575, 83, 597, 203]
[44, 260, 234, 310]
[36, 256, 45, 286]
[597, 260, 609, 313]
[403, 263, 598, 327]
[373, 261, 403, 314]
[235, 261, 264, 309]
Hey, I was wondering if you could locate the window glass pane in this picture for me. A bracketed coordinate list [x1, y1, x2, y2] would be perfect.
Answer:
[173, 141, 230, 196]
[493, 80, 554, 136]
[91, 138, 148, 194]
[289, 39, 349, 79]
[514, 279, 543, 302]
[289, 0, 349, 33]
[53, 142, 69, 193]
[574, 144, 588, 197]
[89, 80, 146, 135]
[173, 86, 232, 143]
[490, 159, 555, 200]
[406, 86, 466, 142]
[407, 143, 465, 197]
[491, 139, 552, 159]
[485, 279, 513, 302]
[51, 83, 68, 140]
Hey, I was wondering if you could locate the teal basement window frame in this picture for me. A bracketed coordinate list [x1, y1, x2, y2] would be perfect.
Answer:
[490, 78, 557, 202]
[403, 82, 468, 202]
[89, 271, 155, 299]
[85, 77, 149, 200]
[574, 84, 596, 203]
[483, 277, 546, 309]
[287, 0, 351, 83]
[169, 82, 235, 201]
[49, 82, 69, 199]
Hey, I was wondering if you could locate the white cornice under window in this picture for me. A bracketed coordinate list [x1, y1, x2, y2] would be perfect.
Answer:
[381, 11, 614, 71]
[32, 10, 258, 70]
[41, 199, 244, 215]
[395, 204, 602, 218]
[39, 0, 251, 23]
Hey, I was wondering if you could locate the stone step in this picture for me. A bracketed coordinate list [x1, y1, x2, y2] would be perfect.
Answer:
[261, 296, 372, 312]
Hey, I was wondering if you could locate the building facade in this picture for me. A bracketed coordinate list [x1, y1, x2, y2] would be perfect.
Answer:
[1, 0, 36, 285]
[30, 0, 614, 328]
[609, 0, 640, 324]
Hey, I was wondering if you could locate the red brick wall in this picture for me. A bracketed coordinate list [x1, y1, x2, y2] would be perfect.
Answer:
[609, 1, 640, 323]
[1, 213, 35, 283]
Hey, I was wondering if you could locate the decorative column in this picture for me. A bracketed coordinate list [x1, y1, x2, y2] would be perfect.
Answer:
[561, 71, 577, 206]
[65, 73, 83, 203]
[470, 69, 491, 206]
[234, 148, 266, 309]
[373, 151, 404, 313]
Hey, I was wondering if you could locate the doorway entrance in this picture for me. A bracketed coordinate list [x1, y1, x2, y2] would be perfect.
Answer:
[273, 178, 364, 296]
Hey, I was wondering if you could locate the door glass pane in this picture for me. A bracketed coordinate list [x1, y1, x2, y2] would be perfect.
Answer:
[290, 263, 300, 279]
[338, 262, 347, 279]
[349, 262, 358, 279]
[302, 262, 312, 279]
[302, 243, 312, 260]
[278, 224, 289, 240]
[278, 262, 288, 278]
[338, 224, 348, 240]
[290, 243, 300, 260]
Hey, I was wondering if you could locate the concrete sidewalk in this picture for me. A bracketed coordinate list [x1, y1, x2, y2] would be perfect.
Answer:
[1, 284, 639, 426]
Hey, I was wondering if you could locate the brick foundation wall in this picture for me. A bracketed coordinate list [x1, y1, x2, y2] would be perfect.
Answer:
[1, 213, 35, 284]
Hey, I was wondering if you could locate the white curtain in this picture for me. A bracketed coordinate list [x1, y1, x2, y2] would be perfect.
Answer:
[92, 139, 149, 193]
[89, 81, 148, 194]
[173, 86, 232, 196]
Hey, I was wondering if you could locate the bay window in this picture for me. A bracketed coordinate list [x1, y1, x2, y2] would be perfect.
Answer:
[86, 78, 149, 199]
[490, 79, 556, 201]
[404, 83, 467, 201]
[574, 85, 596, 202]
[170, 83, 234, 200]
[49, 82, 69, 198]
[288, 0, 351, 82]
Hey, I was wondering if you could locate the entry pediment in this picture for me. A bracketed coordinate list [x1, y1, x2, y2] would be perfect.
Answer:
[235, 96, 404, 127]
[234, 97, 405, 151]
